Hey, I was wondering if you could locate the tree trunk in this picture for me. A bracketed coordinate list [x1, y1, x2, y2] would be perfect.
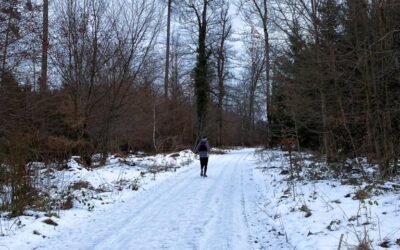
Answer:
[153, 101, 158, 151]
[311, 0, 331, 161]
[1, 5, 14, 77]
[261, 0, 271, 145]
[40, 0, 49, 93]
[164, 0, 172, 98]
[194, 0, 210, 140]
[216, 3, 230, 146]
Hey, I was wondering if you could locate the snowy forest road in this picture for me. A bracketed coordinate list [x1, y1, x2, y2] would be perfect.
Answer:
[31, 148, 269, 250]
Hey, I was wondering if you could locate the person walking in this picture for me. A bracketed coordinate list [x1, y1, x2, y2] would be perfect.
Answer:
[195, 136, 210, 177]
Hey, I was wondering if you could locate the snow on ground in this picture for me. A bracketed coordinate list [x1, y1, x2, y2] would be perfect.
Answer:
[1, 148, 276, 250]
[1, 148, 399, 250]
[253, 149, 400, 250]
[0, 150, 197, 249]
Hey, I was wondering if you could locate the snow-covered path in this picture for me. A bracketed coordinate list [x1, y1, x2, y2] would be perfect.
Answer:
[5, 148, 400, 250]
[28, 148, 267, 250]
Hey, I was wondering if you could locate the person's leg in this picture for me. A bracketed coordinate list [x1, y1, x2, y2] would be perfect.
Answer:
[200, 158, 205, 176]
[203, 157, 209, 176]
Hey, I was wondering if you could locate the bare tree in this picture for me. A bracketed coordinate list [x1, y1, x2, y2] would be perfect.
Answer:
[52, 0, 163, 163]
[243, 28, 265, 143]
[214, 0, 231, 146]
[238, 0, 271, 127]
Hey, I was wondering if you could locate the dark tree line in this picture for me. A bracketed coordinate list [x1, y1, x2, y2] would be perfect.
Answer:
[270, 0, 400, 177]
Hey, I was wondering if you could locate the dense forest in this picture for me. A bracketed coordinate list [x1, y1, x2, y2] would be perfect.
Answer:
[270, 0, 400, 179]
[1, 0, 399, 214]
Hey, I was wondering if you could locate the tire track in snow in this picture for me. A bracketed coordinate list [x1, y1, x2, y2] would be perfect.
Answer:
[89, 167, 202, 249]
[180, 154, 234, 250]
[197, 150, 253, 250]
[33, 149, 257, 250]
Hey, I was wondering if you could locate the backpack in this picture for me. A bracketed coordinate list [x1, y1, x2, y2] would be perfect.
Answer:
[198, 142, 207, 152]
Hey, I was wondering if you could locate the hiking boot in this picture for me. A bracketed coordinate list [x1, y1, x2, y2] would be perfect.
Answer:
[200, 171, 203, 177]
[204, 173, 207, 177]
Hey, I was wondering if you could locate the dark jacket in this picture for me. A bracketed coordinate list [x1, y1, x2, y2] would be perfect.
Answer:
[195, 139, 210, 158]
